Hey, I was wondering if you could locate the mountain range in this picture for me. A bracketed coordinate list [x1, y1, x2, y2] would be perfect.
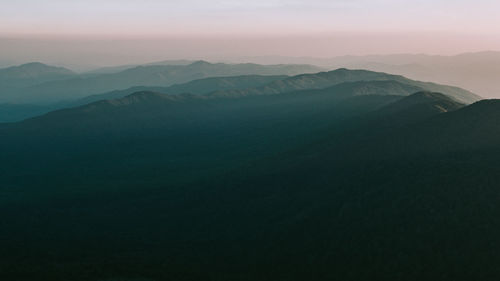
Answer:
[0, 61, 323, 103]
[1, 64, 499, 280]
[4, 50, 500, 101]
[234, 51, 500, 98]
[86, 59, 198, 74]
[0, 67, 480, 122]
[2, 60, 500, 280]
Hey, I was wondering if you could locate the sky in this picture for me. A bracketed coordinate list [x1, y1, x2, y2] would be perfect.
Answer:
[1, 0, 500, 67]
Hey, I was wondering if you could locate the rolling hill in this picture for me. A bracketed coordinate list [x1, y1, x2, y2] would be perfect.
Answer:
[1, 68, 479, 123]
[240, 51, 500, 98]
[68, 68, 481, 106]
[205, 68, 480, 104]
[0, 68, 497, 281]
[70, 74, 288, 107]
[1, 61, 323, 103]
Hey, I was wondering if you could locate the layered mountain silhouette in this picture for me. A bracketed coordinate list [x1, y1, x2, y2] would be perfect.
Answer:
[0, 68, 479, 122]
[8, 79, 471, 132]
[6, 81, 408, 137]
[205, 68, 479, 104]
[0, 74, 290, 122]
[0, 61, 323, 103]
[72, 69, 479, 106]
[1, 64, 500, 281]
[249, 51, 500, 98]
[70, 74, 289, 107]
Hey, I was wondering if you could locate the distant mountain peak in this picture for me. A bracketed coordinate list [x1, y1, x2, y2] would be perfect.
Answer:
[189, 60, 212, 67]
[2, 62, 73, 73]
[19, 62, 47, 67]
[0, 62, 76, 90]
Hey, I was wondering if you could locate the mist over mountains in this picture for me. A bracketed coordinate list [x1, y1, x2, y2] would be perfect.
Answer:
[0, 63, 479, 122]
[235, 51, 500, 98]
[3, 0, 500, 279]
[0, 61, 323, 104]
[2, 54, 500, 281]
[3, 50, 498, 104]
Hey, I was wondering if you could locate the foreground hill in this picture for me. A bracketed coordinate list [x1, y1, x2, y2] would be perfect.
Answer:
[230, 94, 500, 281]
[0, 76, 496, 280]
[394, 98, 500, 153]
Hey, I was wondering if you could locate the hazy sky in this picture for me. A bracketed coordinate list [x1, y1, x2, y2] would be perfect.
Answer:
[1, 0, 500, 67]
[1, 0, 499, 36]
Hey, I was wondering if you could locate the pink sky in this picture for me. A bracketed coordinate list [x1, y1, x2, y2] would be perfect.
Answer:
[1, 0, 500, 67]
[1, 0, 500, 37]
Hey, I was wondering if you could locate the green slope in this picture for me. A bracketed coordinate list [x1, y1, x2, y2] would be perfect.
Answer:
[0, 84, 496, 281]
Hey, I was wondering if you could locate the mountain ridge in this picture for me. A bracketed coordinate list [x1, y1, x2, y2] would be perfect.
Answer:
[206, 68, 480, 103]
[0, 62, 76, 89]
[12, 80, 451, 125]
[1, 81, 500, 281]
[0, 61, 323, 103]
